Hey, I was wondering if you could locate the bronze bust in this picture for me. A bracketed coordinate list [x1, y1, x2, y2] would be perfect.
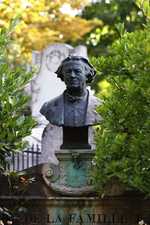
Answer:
[40, 56, 101, 149]
[40, 56, 101, 127]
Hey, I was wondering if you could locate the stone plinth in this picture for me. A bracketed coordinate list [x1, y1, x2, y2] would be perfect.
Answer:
[42, 150, 95, 196]
[2, 148, 148, 225]
[0, 161, 150, 225]
[0, 195, 150, 225]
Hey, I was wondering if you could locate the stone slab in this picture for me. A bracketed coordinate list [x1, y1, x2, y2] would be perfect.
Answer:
[0, 195, 150, 225]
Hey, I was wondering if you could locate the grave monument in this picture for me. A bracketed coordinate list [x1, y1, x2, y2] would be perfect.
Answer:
[1, 51, 150, 225]
[40, 55, 102, 195]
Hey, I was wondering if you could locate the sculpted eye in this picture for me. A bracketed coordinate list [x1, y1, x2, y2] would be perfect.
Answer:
[65, 69, 71, 74]
[75, 69, 82, 74]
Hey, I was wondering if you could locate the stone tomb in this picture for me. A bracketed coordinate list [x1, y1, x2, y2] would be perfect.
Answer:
[1, 161, 150, 225]
[0, 151, 150, 224]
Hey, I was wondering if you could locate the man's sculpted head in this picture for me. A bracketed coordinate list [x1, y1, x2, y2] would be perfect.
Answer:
[40, 55, 101, 128]
[56, 56, 96, 88]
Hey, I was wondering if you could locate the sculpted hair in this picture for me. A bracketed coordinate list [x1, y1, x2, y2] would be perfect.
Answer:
[55, 56, 96, 83]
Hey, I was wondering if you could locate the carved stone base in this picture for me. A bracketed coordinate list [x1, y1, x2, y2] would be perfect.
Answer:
[42, 150, 95, 196]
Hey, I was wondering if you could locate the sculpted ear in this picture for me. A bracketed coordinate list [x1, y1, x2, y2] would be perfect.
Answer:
[86, 67, 96, 83]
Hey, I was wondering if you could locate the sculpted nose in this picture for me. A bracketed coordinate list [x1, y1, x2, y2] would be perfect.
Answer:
[70, 71, 76, 78]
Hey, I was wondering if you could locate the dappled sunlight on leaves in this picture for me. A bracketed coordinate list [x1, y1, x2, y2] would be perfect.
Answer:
[0, 0, 99, 63]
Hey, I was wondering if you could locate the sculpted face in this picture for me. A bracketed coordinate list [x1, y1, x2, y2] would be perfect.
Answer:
[62, 61, 87, 91]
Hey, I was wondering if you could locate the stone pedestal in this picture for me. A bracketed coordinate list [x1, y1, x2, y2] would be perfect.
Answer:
[42, 150, 95, 196]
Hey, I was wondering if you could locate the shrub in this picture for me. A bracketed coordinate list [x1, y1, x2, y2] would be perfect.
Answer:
[0, 23, 36, 170]
[92, 25, 150, 195]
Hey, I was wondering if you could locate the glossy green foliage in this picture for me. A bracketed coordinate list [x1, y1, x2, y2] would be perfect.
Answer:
[92, 26, 150, 195]
[0, 26, 36, 170]
[82, 0, 147, 57]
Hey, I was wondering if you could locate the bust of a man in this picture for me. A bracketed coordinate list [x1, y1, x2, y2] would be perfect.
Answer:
[40, 56, 101, 127]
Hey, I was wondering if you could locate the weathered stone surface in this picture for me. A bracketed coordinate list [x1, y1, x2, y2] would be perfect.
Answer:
[40, 124, 63, 165]
[0, 195, 150, 225]
[0, 164, 149, 225]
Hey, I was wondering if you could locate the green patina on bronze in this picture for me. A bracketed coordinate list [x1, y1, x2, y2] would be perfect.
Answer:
[64, 160, 87, 188]
[43, 150, 94, 196]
